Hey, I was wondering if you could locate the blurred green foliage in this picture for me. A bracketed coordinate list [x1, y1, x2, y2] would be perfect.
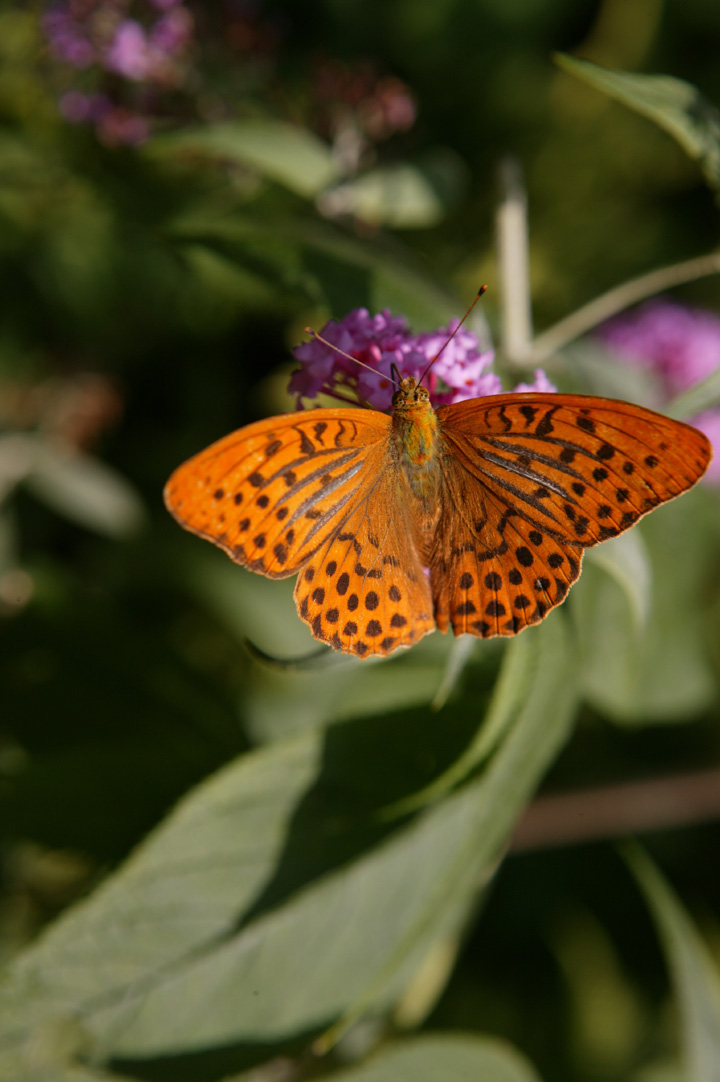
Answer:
[2, 2, 720, 1081]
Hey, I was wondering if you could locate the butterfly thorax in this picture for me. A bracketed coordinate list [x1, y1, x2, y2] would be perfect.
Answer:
[390, 377, 443, 508]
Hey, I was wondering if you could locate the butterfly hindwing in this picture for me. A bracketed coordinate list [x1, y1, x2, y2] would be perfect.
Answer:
[294, 466, 435, 657]
[164, 408, 391, 578]
[430, 453, 583, 638]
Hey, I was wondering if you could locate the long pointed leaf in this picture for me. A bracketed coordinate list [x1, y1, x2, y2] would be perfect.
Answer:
[627, 846, 720, 1082]
[318, 1033, 543, 1082]
[556, 55, 720, 193]
[0, 617, 577, 1067]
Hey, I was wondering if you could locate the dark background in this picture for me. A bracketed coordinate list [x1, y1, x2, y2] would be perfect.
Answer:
[2, 2, 720, 1080]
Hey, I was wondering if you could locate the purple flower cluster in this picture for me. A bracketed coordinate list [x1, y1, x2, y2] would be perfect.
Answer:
[597, 298, 720, 481]
[290, 308, 555, 411]
[312, 61, 416, 144]
[42, 0, 194, 144]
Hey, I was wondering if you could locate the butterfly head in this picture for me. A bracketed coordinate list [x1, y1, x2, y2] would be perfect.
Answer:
[391, 375, 432, 413]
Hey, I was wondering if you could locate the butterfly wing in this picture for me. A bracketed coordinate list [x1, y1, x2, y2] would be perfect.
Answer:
[164, 406, 435, 655]
[164, 408, 391, 577]
[434, 393, 712, 638]
[293, 467, 435, 657]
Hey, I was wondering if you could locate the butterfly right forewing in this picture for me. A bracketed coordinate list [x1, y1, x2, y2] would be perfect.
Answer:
[434, 392, 711, 639]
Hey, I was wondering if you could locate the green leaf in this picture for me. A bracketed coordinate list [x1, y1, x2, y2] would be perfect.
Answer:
[584, 529, 652, 631]
[0, 1058, 135, 1082]
[0, 729, 325, 1059]
[626, 846, 720, 1082]
[631, 1062, 684, 1082]
[178, 547, 450, 740]
[386, 632, 535, 816]
[0, 434, 144, 538]
[431, 634, 481, 711]
[573, 490, 718, 723]
[0, 614, 577, 1067]
[148, 120, 340, 198]
[317, 1033, 543, 1082]
[0, 1012, 134, 1082]
[667, 365, 720, 420]
[165, 211, 464, 331]
[555, 54, 720, 193]
[560, 340, 663, 406]
[26, 442, 145, 539]
[319, 163, 446, 229]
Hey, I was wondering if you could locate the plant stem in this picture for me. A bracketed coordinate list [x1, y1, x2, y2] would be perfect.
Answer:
[511, 767, 720, 851]
[529, 250, 720, 364]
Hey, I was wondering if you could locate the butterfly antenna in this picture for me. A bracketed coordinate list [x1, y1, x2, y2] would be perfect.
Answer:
[417, 284, 488, 387]
[304, 327, 401, 388]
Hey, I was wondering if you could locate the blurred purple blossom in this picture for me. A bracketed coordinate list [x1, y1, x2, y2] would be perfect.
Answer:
[309, 59, 417, 174]
[597, 298, 720, 481]
[97, 107, 151, 144]
[290, 308, 556, 411]
[150, 7, 193, 54]
[105, 19, 151, 80]
[357, 76, 417, 141]
[59, 89, 112, 123]
[42, 0, 194, 143]
[43, 4, 96, 68]
[512, 369, 558, 394]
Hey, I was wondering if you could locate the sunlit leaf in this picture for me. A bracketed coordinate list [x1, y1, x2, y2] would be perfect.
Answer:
[148, 120, 340, 198]
[26, 442, 144, 538]
[556, 55, 720, 193]
[319, 163, 446, 228]
[0, 614, 576, 1066]
[667, 366, 720, 420]
[584, 529, 652, 631]
[164, 211, 465, 331]
[315, 1033, 543, 1082]
[0, 434, 144, 537]
[626, 846, 720, 1082]
[0, 1014, 134, 1082]
[573, 490, 718, 723]
[0, 729, 323, 1062]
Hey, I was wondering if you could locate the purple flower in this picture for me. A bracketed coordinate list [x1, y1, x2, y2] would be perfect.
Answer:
[513, 369, 558, 394]
[291, 309, 415, 409]
[43, 1, 195, 87]
[59, 90, 113, 123]
[104, 19, 151, 80]
[290, 308, 555, 411]
[42, 1, 197, 144]
[597, 299, 720, 395]
[96, 107, 152, 145]
[43, 4, 96, 68]
[150, 7, 193, 54]
[597, 298, 720, 482]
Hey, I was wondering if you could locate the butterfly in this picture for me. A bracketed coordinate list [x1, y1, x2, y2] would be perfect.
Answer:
[164, 376, 711, 658]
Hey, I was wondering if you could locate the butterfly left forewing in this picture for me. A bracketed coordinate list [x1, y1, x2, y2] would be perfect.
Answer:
[164, 408, 390, 578]
[434, 393, 711, 639]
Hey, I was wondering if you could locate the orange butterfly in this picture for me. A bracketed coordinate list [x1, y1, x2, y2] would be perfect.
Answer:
[165, 374, 711, 658]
